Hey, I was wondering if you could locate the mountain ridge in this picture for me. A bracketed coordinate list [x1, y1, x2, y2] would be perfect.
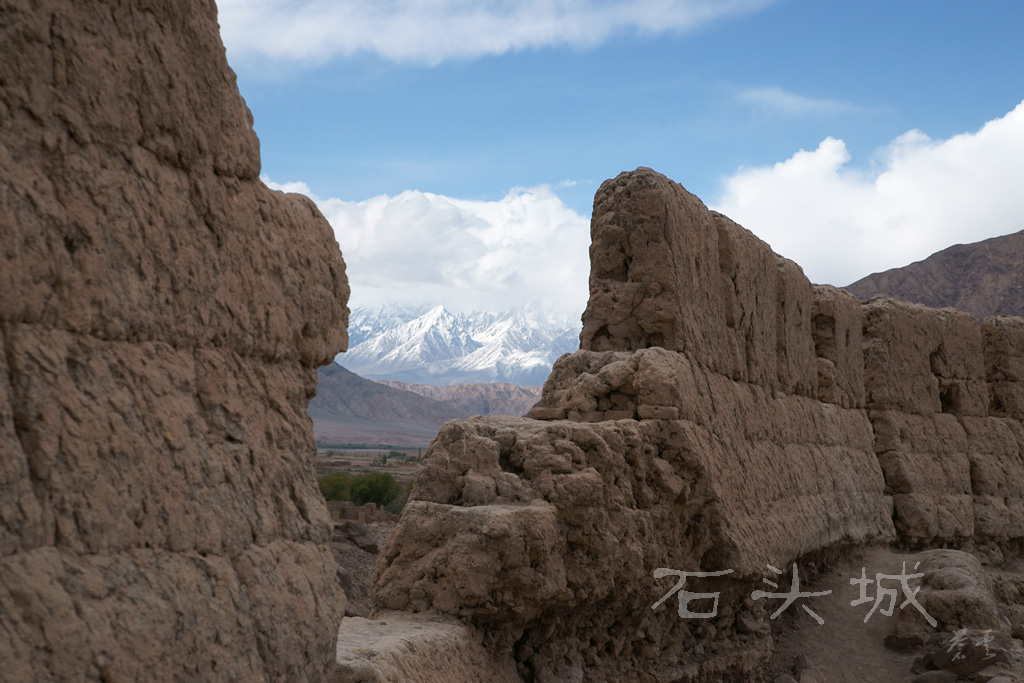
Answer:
[845, 229, 1024, 319]
[340, 304, 579, 385]
[376, 380, 542, 418]
[310, 363, 546, 446]
[309, 363, 462, 447]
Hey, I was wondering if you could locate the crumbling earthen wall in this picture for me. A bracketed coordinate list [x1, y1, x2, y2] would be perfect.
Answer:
[361, 168, 1024, 682]
[862, 301, 1024, 553]
[1, 2, 348, 680]
[529, 169, 895, 578]
[552, 168, 1024, 555]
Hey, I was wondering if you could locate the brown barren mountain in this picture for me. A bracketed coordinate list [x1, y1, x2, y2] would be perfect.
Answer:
[311, 364, 461, 447]
[846, 229, 1024, 318]
[377, 379, 543, 417]
[310, 367, 543, 446]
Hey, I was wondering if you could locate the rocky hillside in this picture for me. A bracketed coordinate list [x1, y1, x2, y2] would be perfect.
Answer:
[311, 364, 543, 445]
[1, 2, 348, 680]
[311, 364, 461, 447]
[846, 229, 1024, 318]
[376, 380, 542, 417]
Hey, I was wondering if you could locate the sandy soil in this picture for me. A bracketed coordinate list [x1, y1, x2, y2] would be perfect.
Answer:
[762, 546, 1024, 683]
[762, 547, 928, 682]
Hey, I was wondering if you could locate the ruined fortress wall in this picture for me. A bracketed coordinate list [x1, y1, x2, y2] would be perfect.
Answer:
[1, 2, 349, 680]
[571, 167, 1024, 554]
[368, 168, 1024, 681]
[581, 170, 820, 398]
[862, 300, 1024, 551]
[370, 170, 896, 680]
[537, 168, 894, 572]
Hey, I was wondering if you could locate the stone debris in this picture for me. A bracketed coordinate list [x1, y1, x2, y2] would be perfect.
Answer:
[887, 549, 1024, 682]
[335, 520, 380, 555]
[333, 612, 521, 683]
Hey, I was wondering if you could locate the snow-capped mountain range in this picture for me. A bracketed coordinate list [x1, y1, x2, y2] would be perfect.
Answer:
[339, 304, 580, 386]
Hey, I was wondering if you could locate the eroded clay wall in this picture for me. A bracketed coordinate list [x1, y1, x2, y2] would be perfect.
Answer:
[373, 169, 898, 681]
[572, 168, 1024, 554]
[534, 168, 893, 573]
[863, 301, 1024, 552]
[1, 2, 349, 680]
[370, 168, 1024, 681]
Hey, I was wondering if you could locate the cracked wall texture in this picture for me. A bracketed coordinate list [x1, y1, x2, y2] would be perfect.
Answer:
[1, 1, 349, 680]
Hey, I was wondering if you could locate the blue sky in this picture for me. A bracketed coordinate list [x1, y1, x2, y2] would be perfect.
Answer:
[216, 0, 1024, 317]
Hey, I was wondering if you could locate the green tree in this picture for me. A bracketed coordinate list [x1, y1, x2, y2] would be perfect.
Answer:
[384, 481, 414, 515]
[350, 472, 401, 507]
[317, 472, 352, 502]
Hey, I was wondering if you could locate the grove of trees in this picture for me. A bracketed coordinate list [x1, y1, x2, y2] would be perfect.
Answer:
[317, 471, 406, 511]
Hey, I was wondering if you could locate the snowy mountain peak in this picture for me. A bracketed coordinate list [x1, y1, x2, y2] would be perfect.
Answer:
[339, 305, 581, 386]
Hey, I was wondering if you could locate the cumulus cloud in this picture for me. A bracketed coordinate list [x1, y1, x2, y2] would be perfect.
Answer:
[736, 86, 856, 117]
[217, 0, 775, 65]
[264, 179, 591, 316]
[713, 100, 1024, 286]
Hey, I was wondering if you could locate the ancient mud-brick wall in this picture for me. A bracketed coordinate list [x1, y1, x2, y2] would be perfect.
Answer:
[545, 168, 1024, 556]
[863, 302, 1024, 554]
[371, 169, 897, 682]
[368, 168, 1024, 683]
[1, 2, 349, 680]
[532, 169, 895, 574]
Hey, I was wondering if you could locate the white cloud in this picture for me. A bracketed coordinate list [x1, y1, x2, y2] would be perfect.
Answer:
[713, 100, 1024, 286]
[217, 0, 775, 65]
[736, 86, 856, 117]
[264, 179, 591, 316]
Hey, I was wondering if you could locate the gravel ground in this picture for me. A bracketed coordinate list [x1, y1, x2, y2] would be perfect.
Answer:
[331, 520, 396, 617]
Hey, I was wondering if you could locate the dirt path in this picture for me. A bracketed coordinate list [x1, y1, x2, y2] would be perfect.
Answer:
[763, 546, 931, 682]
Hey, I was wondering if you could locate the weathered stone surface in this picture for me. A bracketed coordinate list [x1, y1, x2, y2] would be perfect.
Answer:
[335, 520, 380, 555]
[580, 168, 820, 396]
[862, 300, 987, 417]
[333, 613, 522, 683]
[962, 417, 1024, 542]
[380, 413, 890, 605]
[983, 316, 1024, 419]
[774, 256, 818, 398]
[927, 629, 1011, 677]
[856, 298, 1024, 546]
[890, 550, 1002, 641]
[870, 411, 973, 544]
[375, 401, 889, 679]
[1, 1, 348, 680]
[811, 285, 865, 408]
